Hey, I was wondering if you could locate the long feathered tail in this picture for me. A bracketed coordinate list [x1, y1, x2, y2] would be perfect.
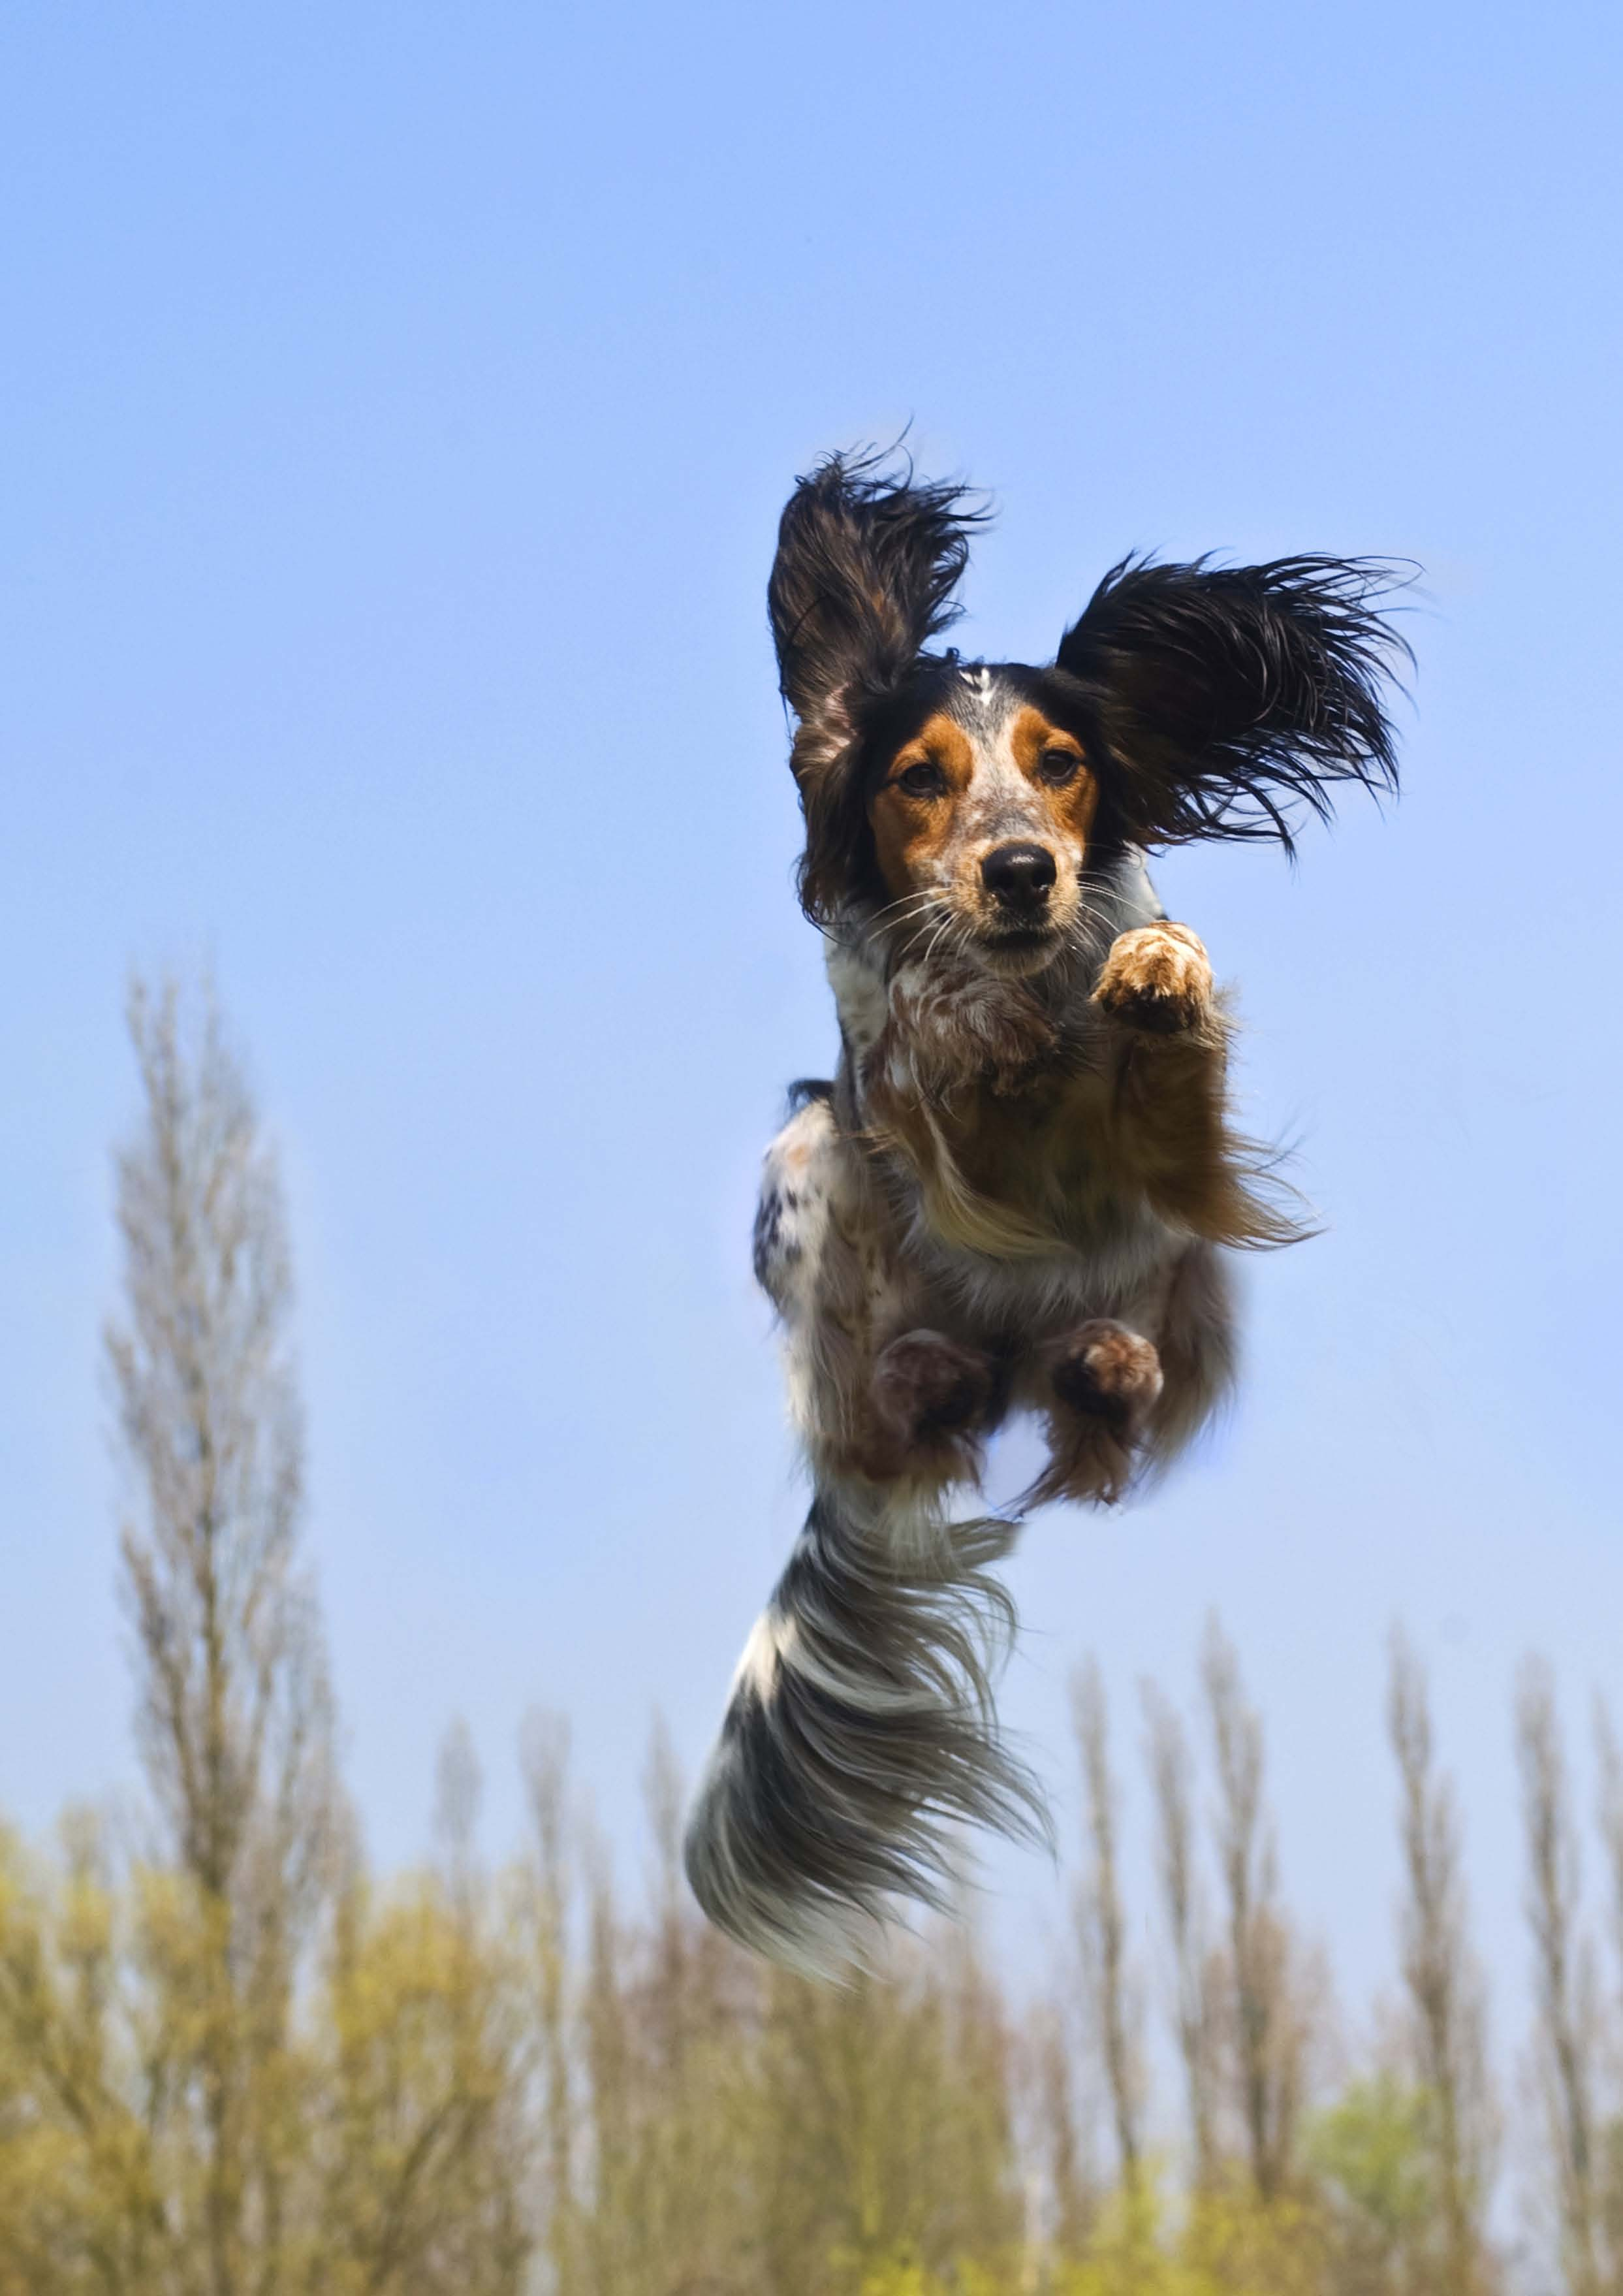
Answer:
[683, 1476, 1047, 1977]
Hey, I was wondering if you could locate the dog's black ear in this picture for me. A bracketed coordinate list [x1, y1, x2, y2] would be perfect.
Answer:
[768, 449, 986, 919]
[769, 450, 981, 725]
[1055, 556, 1410, 850]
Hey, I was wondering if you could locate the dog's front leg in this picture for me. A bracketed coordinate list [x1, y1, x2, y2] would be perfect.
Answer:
[1090, 923, 1265, 1243]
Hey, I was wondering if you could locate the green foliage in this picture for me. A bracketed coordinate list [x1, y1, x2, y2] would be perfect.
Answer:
[1307, 2077, 1434, 2250]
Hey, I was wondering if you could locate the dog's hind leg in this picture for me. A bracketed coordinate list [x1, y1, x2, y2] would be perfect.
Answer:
[1026, 1320, 1165, 1507]
[755, 1085, 1000, 1489]
[1024, 1237, 1237, 1507]
[870, 1328, 1000, 1477]
[752, 1083, 839, 1324]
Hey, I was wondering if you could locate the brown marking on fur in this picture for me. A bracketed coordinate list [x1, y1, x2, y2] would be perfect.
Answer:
[868, 712, 977, 901]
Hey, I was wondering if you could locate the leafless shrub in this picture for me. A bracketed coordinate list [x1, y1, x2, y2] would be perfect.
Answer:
[1202, 1616, 1311, 2201]
[1071, 1659, 1144, 2189]
[1388, 1630, 1494, 2293]
[1144, 1678, 1218, 2185]
[1518, 1657, 1599, 2295]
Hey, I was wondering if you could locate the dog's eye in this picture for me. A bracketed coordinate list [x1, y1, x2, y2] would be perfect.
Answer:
[895, 760, 948, 799]
[1037, 748, 1082, 785]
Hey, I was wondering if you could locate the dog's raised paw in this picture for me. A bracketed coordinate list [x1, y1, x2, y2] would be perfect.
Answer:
[1093, 923, 1214, 1035]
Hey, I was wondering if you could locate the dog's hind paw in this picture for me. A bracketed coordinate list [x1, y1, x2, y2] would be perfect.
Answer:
[1028, 1320, 1163, 1507]
[870, 1328, 998, 1470]
[1048, 1322, 1163, 1424]
[874, 1328, 996, 1438]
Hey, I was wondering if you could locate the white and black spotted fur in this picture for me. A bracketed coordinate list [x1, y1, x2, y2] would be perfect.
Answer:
[684, 450, 1407, 1974]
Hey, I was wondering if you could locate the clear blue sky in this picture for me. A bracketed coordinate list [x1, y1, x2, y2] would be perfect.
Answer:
[3, 0, 1620, 2039]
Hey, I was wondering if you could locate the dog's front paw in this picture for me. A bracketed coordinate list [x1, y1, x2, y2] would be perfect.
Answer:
[1093, 923, 1214, 1036]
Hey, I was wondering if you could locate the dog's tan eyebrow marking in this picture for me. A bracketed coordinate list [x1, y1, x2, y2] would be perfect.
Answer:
[1008, 707, 1086, 776]
[885, 712, 975, 785]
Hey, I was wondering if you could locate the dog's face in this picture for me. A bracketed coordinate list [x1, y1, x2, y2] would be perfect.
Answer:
[768, 453, 1404, 944]
[867, 667, 1103, 979]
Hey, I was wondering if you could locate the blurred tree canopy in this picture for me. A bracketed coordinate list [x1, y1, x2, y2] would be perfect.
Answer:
[1, 981, 1618, 2293]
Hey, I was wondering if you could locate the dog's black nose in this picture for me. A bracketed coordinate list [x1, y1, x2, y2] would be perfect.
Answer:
[981, 842, 1057, 904]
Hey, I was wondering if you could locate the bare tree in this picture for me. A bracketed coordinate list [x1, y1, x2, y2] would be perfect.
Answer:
[1517, 1658, 1598, 2295]
[108, 976, 339, 2294]
[1142, 1680, 1216, 2186]
[1071, 1661, 1143, 2190]
[521, 1711, 577, 2296]
[1021, 2010, 1095, 2272]
[1202, 1617, 1307, 2201]
[435, 1717, 485, 1916]
[1388, 1630, 1493, 2293]
[1592, 1700, 1623, 2288]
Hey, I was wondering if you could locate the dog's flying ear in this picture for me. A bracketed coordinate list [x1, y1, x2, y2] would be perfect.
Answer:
[768, 451, 981, 726]
[1055, 556, 1411, 850]
[769, 449, 986, 918]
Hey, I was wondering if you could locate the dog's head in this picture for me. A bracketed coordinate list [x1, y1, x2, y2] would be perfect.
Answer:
[768, 450, 1409, 975]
